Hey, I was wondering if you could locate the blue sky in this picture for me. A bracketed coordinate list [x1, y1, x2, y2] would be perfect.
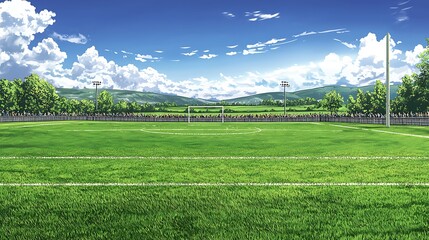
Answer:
[0, 0, 428, 99]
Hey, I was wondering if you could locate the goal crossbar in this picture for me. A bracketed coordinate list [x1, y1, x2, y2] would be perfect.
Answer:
[188, 106, 224, 123]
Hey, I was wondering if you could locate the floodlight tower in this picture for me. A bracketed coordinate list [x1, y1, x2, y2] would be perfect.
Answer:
[92, 81, 102, 112]
[280, 81, 290, 116]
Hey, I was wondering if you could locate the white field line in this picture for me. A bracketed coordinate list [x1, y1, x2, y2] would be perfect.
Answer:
[1, 156, 428, 160]
[140, 128, 262, 136]
[1, 122, 70, 128]
[1, 182, 429, 187]
[329, 124, 429, 139]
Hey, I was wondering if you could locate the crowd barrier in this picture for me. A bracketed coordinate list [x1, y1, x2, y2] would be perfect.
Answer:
[1, 115, 429, 126]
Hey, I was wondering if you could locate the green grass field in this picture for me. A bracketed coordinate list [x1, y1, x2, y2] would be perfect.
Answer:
[0, 121, 428, 239]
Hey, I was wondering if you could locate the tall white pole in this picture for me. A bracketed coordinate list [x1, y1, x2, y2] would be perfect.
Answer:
[188, 106, 190, 123]
[386, 33, 391, 128]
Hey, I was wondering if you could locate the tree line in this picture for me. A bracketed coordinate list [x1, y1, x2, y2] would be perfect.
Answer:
[0, 74, 160, 115]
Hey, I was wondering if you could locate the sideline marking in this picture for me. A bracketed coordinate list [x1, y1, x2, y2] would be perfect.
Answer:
[0, 182, 428, 187]
[0, 122, 70, 128]
[1, 156, 428, 160]
[329, 124, 429, 139]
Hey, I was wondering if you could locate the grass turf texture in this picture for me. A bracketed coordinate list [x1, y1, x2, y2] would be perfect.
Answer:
[0, 121, 429, 239]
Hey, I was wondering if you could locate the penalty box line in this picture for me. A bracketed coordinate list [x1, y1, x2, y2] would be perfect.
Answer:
[1, 182, 429, 187]
[1, 156, 429, 160]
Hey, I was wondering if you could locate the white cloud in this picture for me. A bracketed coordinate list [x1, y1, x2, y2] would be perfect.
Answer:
[222, 12, 235, 18]
[334, 39, 357, 49]
[318, 28, 346, 34]
[266, 38, 286, 45]
[114, 51, 118, 55]
[391, 0, 413, 22]
[293, 28, 347, 38]
[226, 51, 237, 56]
[293, 31, 317, 38]
[243, 49, 266, 55]
[356, 32, 402, 66]
[404, 44, 425, 65]
[52, 32, 87, 44]
[0, 0, 55, 54]
[121, 50, 134, 55]
[336, 30, 350, 34]
[245, 11, 280, 21]
[155, 50, 163, 53]
[247, 38, 288, 49]
[105, 49, 111, 52]
[181, 46, 191, 49]
[247, 42, 265, 49]
[199, 54, 217, 59]
[203, 50, 210, 53]
[227, 45, 238, 49]
[0, 0, 66, 79]
[182, 50, 198, 56]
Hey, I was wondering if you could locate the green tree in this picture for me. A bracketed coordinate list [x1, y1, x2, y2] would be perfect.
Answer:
[20, 74, 59, 114]
[392, 41, 429, 113]
[369, 80, 386, 114]
[79, 99, 95, 114]
[113, 100, 129, 113]
[0, 79, 19, 113]
[97, 90, 113, 113]
[321, 90, 344, 114]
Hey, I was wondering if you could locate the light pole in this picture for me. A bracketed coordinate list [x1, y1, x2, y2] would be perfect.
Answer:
[386, 33, 391, 128]
[92, 81, 101, 112]
[280, 81, 290, 116]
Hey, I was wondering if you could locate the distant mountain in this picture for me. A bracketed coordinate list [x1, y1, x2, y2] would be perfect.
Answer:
[224, 85, 400, 104]
[56, 88, 215, 105]
[56, 84, 400, 106]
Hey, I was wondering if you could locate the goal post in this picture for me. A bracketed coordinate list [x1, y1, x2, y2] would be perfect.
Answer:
[188, 106, 224, 123]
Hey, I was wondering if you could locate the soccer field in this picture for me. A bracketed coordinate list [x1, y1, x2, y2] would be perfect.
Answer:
[0, 121, 429, 239]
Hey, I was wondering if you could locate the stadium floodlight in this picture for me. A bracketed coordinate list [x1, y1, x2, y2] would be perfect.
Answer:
[280, 81, 290, 116]
[92, 81, 102, 112]
[386, 33, 391, 128]
[188, 106, 224, 123]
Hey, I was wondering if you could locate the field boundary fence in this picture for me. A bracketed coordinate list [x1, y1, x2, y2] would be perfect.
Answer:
[1, 115, 429, 126]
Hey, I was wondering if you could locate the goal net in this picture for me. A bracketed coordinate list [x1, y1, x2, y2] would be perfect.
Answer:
[187, 106, 224, 123]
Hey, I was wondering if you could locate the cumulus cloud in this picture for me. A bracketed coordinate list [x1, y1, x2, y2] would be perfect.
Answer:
[199, 54, 217, 59]
[334, 39, 357, 49]
[245, 11, 280, 21]
[404, 44, 425, 65]
[52, 32, 88, 44]
[0, 0, 66, 79]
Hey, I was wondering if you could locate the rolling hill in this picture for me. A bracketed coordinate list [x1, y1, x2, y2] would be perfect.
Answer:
[224, 85, 400, 104]
[56, 88, 215, 105]
[56, 84, 400, 105]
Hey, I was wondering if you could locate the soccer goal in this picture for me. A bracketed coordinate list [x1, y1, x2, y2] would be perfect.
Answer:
[187, 106, 224, 123]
